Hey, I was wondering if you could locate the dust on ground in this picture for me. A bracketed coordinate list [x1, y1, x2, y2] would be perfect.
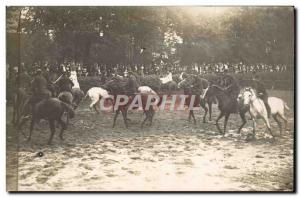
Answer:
[7, 90, 294, 191]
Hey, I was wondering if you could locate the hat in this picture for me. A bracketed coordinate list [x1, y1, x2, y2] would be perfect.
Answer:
[36, 69, 42, 74]
[182, 72, 188, 79]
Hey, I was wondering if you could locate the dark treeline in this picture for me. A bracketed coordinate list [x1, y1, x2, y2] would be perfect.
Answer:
[6, 6, 294, 75]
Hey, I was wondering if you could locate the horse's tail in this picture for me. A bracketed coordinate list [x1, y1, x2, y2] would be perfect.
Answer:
[61, 101, 75, 119]
[284, 102, 290, 111]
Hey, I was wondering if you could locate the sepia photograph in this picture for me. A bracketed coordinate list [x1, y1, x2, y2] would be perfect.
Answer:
[6, 6, 294, 191]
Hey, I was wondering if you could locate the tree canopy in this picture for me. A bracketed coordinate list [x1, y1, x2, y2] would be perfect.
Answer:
[6, 6, 294, 71]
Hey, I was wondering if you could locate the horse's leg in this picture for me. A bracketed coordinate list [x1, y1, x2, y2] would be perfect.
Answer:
[200, 100, 208, 123]
[112, 109, 120, 128]
[93, 104, 100, 114]
[125, 109, 131, 121]
[121, 109, 128, 128]
[262, 115, 274, 138]
[141, 111, 149, 128]
[89, 98, 98, 112]
[190, 110, 196, 124]
[216, 111, 224, 134]
[272, 114, 282, 136]
[48, 120, 56, 145]
[208, 99, 213, 121]
[278, 113, 289, 132]
[18, 98, 31, 129]
[65, 112, 69, 129]
[252, 117, 256, 138]
[149, 108, 155, 126]
[96, 100, 101, 113]
[27, 116, 35, 142]
[18, 115, 30, 131]
[58, 118, 66, 140]
[238, 111, 247, 133]
[188, 110, 192, 122]
[223, 113, 230, 135]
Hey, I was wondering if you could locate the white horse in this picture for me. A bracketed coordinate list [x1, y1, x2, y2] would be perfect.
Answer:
[85, 87, 111, 113]
[239, 87, 289, 137]
[138, 86, 158, 95]
[160, 72, 173, 84]
[69, 71, 80, 89]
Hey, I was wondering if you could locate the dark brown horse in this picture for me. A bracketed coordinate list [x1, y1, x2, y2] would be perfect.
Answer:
[203, 84, 248, 135]
[133, 73, 161, 93]
[58, 91, 74, 127]
[177, 75, 209, 123]
[104, 75, 140, 128]
[71, 88, 85, 109]
[27, 98, 75, 145]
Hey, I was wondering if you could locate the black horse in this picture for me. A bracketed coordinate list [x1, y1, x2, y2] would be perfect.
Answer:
[27, 98, 75, 145]
[104, 74, 140, 128]
[132, 73, 161, 93]
[177, 75, 209, 124]
[71, 88, 85, 109]
[203, 83, 248, 135]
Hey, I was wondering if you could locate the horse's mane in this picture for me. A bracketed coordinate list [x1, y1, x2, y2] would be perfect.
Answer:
[106, 75, 139, 95]
[211, 84, 225, 91]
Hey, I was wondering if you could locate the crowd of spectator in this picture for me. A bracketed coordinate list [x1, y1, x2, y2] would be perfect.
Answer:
[8, 60, 291, 80]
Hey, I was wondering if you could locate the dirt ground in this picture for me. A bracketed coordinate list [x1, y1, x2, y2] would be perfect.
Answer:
[7, 90, 294, 191]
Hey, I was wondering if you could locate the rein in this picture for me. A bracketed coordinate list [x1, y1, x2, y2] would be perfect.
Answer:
[52, 74, 63, 84]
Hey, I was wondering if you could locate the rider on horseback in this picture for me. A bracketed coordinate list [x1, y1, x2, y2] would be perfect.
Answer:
[57, 71, 74, 93]
[29, 69, 52, 107]
[221, 73, 240, 99]
[252, 75, 271, 118]
[127, 71, 140, 96]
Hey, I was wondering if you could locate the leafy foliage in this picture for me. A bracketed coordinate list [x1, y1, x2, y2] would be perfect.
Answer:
[6, 6, 294, 71]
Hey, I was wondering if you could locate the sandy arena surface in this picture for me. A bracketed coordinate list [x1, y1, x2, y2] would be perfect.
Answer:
[7, 90, 294, 191]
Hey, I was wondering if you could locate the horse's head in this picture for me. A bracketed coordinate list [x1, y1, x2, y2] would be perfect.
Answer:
[239, 87, 256, 106]
[72, 89, 84, 109]
[203, 84, 224, 98]
[103, 79, 117, 94]
[177, 75, 196, 90]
